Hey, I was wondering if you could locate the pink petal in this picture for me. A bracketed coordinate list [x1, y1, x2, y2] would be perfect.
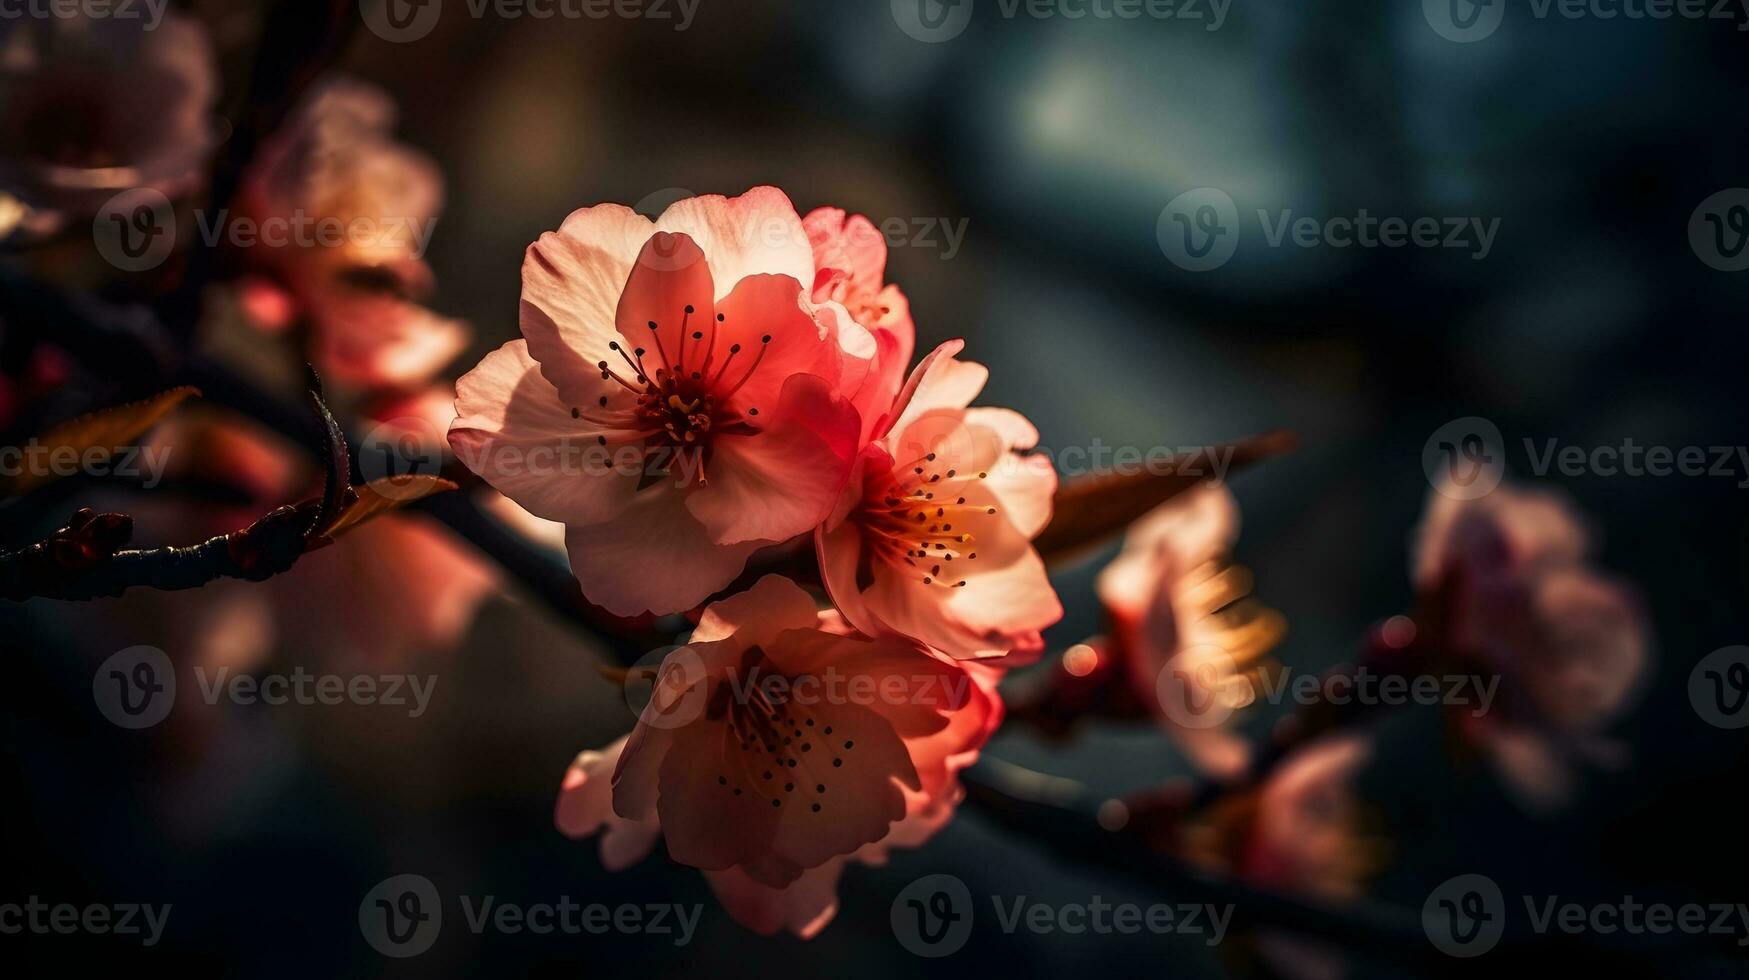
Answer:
[306, 290, 468, 390]
[815, 514, 882, 643]
[685, 373, 860, 546]
[448, 340, 639, 527]
[962, 407, 1055, 538]
[655, 187, 815, 300]
[563, 489, 762, 617]
[521, 228, 645, 404]
[614, 231, 717, 372]
[691, 574, 821, 646]
[556, 736, 662, 871]
[883, 340, 990, 444]
[709, 273, 842, 419]
[703, 863, 844, 939]
[803, 207, 888, 301]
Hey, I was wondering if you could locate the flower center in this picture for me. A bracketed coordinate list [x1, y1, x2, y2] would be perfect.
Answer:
[569, 304, 774, 487]
[703, 646, 843, 816]
[856, 451, 999, 589]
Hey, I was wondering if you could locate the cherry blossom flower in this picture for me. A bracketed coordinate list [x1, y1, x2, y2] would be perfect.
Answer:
[237, 77, 464, 389]
[450, 188, 866, 617]
[803, 207, 914, 440]
[803, 207, 915, 347]
[1412, 484, 1649, 810]
[0, 12, 216, 234]
[1236, 735, 1377, 980]
[1239, 734, 1377, 901]
[1095, 484, 1284, 777]
[556, 575, 1001, 937]
[816, 340, 1062, 661]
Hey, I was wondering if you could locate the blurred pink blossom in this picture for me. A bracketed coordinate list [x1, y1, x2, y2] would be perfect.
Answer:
[0, 12, 216, 232]
[1412, 484, 1649, 811]
[1096, 484, 1282, 777]
[237, 77, 464, 390]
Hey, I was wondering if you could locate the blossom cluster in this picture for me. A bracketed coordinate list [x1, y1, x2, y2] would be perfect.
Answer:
[445, 187, 1062, 933]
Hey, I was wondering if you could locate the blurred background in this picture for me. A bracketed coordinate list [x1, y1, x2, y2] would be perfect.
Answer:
[3, 0, 1748, 976]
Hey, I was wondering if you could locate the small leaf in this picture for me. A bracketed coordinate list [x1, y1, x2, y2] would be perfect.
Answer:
[309, 476, 457, 544]
[0, 386, 200, 498]
[1035, 430, 1297, 565]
